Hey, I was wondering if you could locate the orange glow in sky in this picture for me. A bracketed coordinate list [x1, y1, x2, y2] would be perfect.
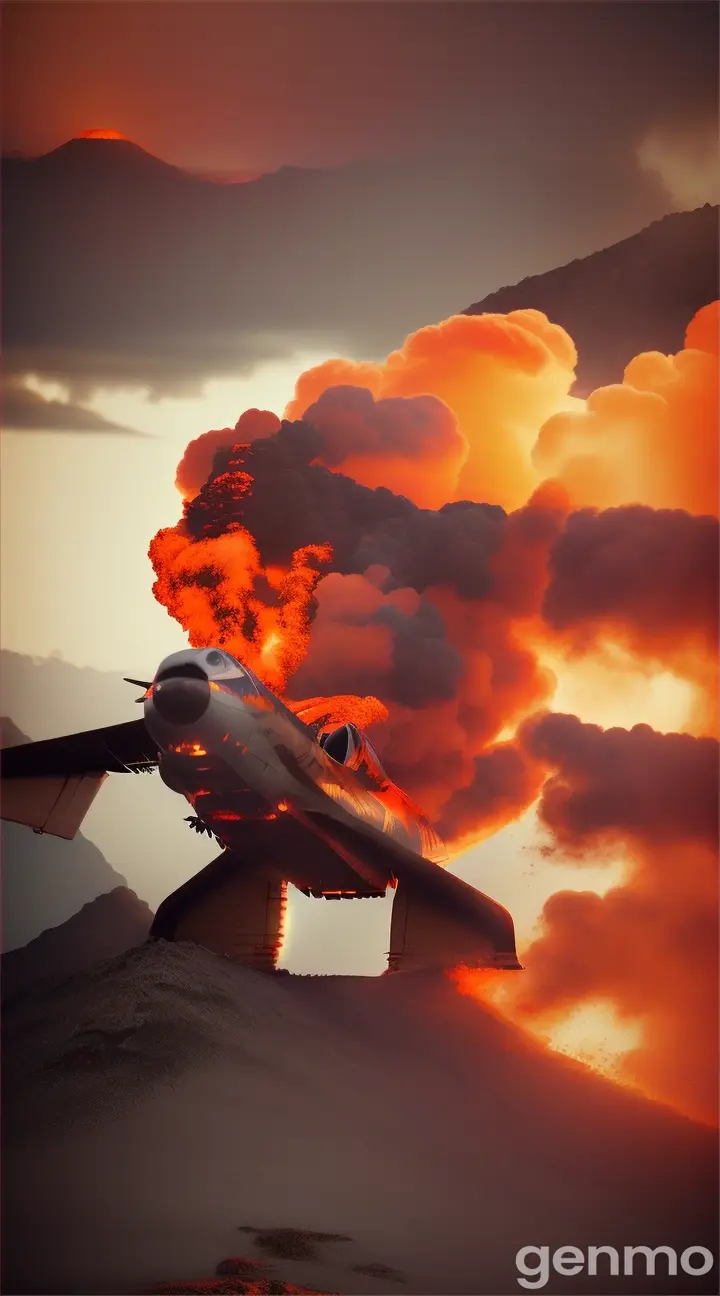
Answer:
[77, 128, 130, 141]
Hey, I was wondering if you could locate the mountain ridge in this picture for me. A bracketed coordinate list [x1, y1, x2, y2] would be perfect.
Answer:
[464, 203, 719, 393]
[2, 138, 693, 393]
[1, 885, 153, 1003]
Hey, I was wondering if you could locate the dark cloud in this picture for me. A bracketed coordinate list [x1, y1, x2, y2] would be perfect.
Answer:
[185, 421, 506, 596]
[2, 377, 145, 435]
[157, 423, 552, 832]
[520, 711, 719, 851]
[301, 384, 464, 466]
[157, 411, 716, 856]
[437, 743, 541, 842]
[542, 505, 719, 658]
[372, 599, 463, 709]
[510, 713, 719, 1124]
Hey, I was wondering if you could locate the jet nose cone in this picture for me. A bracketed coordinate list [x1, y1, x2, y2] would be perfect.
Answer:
[152, 674, 210, 725]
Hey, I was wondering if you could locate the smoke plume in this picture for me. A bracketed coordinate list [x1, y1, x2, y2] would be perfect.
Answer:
[541, 505, 719, 715]
[150, 298, 718, 1121]
[501, 713, 720, 1125]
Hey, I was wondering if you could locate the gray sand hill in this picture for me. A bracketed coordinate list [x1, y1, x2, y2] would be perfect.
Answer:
[2, 941, 717, 1296]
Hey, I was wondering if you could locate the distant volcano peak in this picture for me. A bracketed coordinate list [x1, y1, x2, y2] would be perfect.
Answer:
[28, 133, 199, 186]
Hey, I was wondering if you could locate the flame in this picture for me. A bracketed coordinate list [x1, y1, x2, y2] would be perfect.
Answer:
[262, 631, 282, 658]
[149, 517, 332, 693]
[170, 742, 208, 757]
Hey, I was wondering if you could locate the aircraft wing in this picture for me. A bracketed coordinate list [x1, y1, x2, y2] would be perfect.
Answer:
[0, 718, 157, 839]
[304, 809, 522, 971]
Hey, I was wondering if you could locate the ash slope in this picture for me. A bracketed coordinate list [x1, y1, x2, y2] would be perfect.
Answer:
[1, 885, 153, 1004]
[3, 942, 718, 1296]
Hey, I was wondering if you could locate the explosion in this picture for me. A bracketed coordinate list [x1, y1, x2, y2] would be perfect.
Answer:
[150, 298, 719, 1125]
[149, 519, 332, 693]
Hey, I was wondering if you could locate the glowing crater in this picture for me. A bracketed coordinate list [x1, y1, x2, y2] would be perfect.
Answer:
[77, 129, 131, 141]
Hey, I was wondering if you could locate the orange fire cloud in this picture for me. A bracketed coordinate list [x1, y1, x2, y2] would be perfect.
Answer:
[533, 301, 719, 516]
[285, 310, 578, 511]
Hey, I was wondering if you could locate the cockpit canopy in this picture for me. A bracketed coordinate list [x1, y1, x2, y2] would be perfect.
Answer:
[320, 722, 446, 864]
[320, 722, 383, 773]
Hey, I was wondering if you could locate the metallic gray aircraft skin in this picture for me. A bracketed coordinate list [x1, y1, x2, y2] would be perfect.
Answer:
[0, 647, 522, 972]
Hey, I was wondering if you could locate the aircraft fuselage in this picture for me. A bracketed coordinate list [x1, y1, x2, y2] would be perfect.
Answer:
[145, 648, 440, 899]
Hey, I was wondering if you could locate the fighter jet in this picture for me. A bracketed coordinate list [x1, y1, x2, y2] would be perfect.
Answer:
[0, 648, 521, 974]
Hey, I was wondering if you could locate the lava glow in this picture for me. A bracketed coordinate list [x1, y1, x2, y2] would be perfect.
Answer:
[77, 128, 130, 141]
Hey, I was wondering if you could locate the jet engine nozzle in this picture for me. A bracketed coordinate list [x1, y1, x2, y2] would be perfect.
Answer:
[152, 670, 210, 725]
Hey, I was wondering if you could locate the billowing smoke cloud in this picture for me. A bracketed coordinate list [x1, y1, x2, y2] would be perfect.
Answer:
[503, 713, 719, 1125]
[522, 712, 718, 851]
[286, 561, 552, 828]
[300, 385, 467, 510]
[533, 301, 719, 516]
[175, 408, 281, 499]
[184, 422, 507, 595]
[541, 505, 719, 706]
[286, 310, 578, 511]
[169, 431, 552, 831]
[151, 299, 718, 1119]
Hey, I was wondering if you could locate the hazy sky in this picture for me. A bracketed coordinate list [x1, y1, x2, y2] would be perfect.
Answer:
[3, 1, 717, 174]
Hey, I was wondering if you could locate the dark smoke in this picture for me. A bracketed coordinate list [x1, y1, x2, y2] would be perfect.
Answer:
[185, 420, 506, 597]
[542, 505, 719, 658]
[520, 711, 719, 851]
[511, 713, 719, 1124]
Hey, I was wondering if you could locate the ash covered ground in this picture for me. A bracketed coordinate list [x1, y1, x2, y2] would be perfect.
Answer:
[2, 941, 717, 1296]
